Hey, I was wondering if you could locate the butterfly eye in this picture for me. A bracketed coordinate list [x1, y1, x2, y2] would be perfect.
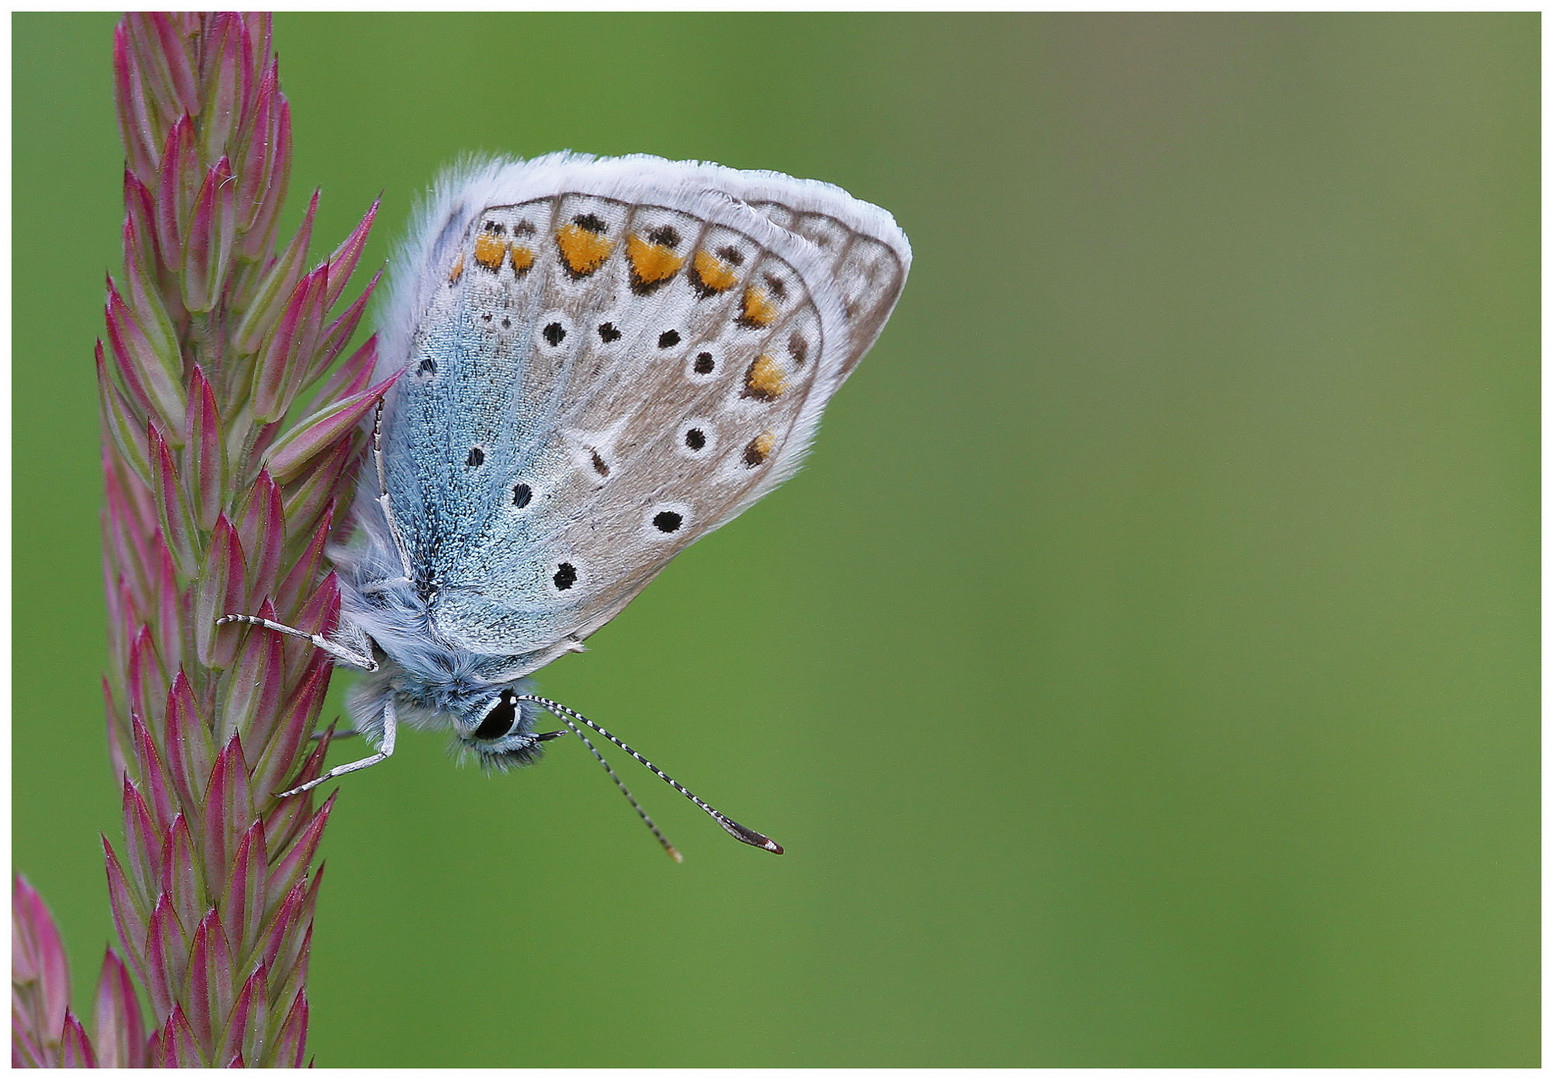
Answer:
[473, 691, 518, 741]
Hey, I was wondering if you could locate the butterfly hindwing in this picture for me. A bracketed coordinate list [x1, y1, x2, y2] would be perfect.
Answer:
[376, 154, 910, 667]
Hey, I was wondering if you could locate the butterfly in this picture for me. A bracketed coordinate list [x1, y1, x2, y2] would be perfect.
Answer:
[223, 153, 910, 858]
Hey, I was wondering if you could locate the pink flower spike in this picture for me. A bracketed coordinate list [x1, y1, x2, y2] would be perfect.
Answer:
[199, 14, 248, 162]
[103, 838, 151, 988]
[274, 991, 309, 1069]
[252, 266, 327, 423]
[219, 601, 283, 748]
[236, 469, 285, 611]
[155, 115, 198, 266]
[323, 196, 380, 310]
[264, 372, 399, 484]
[164, 670, 217, 817]
[267, 793, 336, 912]
[60, 1011, 99, 1067]
[184, 366, 225, 530]
[161, 816, 202, 937]
[183, 157, 238, 313]
[202, 736, 256, 886]
[94, 946, 148, 1068]
[194, 514, 248, 670]
[220, 821, 269, 960]
[12, 875, 71, 1042]
[121, 775, 164, 909]
[107, 275, 184, 435]
[234, 189, 317, 354]
[150, 423, 198, 580]
[114, 25, 160, 187]
[310, 268, 382, 384]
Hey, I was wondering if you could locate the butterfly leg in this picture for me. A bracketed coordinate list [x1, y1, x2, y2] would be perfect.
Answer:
[279, 696, 397, 797]
[215, 613, 378, 671]
[371, 399, 417, 581]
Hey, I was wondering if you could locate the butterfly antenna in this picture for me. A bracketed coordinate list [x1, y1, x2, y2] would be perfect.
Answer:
[542, 722, 682, 863]
[518, 695, 784, 857]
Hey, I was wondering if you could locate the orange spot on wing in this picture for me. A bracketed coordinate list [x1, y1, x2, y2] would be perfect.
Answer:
[739, 284, 778, 328]
[742, 354, 786, 400]
[626, 234, 685, 284]
[743, 430, 776, 467]
[448, 254, 464, 283]
[693, 249, 738, 292]
[473, 233, 506, 272]
[508, 243, 535, 274]
[557, 224, 614, 275]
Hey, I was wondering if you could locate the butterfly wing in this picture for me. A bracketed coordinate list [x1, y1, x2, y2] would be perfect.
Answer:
[375, 153, 910, 671]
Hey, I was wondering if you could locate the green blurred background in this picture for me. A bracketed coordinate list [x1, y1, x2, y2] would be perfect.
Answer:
[13, 13, 1538, 1066]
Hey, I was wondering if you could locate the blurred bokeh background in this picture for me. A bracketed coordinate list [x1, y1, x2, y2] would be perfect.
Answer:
[13, 13, 1538, 1066]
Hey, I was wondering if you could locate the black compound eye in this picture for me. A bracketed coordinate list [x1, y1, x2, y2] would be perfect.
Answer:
[473, 690, 517, 741]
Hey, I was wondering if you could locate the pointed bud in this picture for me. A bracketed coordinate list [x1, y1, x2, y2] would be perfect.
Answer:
[114, 24, 161, 186]
[186, 910, 234, 1061]
[145, 895, 181, 1021]
[93, 946, 147, 1068]
[279, 438, 352, 548]
[103, 838, 150, 988]
[254, 656, 331, 802]
[199, 13, 248, 161]
[130, 712, 176, 834]
[150, 423, 198, 579]
[97, 341, 153, 486]
[161, 815, 203, 937]
[242, 94, 291, 260]
[202, 736, 256, 885]
[158, 1003, 200, 1066]
[121, 775, 164, 910]
[309, 268, 381, 385]
[276, 507, 332, 621]
[220, 598, 284, 750]
[183, 365, 225, 530]
[183, 157, 238, 313]
[267, 793, 335, 912]
[133, 14, 199, 120]
[221, 820, 269, 960]
[152, 537, 183, 681]
[12, 876, 71, 1041]
[193, 514, 247, 669]
[164, 670, 217, 817]
[235, 470, 284, 612]
[155, 115, 198, 264]
[273, 990, 309, 1068]
[107, 275, 184, 435]
[224, 962, 269, 1068]
[265, 373, 397, 484]
[323, 197, 379, 310]
[252, 265, 327, 422]
[233, 189, 317, 354]
[282, 571, 340, 683]
[60, 1011, 99, 1067]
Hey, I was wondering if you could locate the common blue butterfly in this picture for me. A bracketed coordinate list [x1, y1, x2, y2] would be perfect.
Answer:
[223, 153, 911, 857]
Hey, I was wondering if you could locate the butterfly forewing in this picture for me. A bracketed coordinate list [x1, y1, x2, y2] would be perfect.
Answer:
[379, 155, 909, 668]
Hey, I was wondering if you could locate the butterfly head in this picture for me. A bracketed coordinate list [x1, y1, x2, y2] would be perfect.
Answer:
[449, 685, 552, 770]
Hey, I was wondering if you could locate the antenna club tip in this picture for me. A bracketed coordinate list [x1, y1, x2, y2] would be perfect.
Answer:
[667, 845, 684, 863]
[766, 840, 785, 855]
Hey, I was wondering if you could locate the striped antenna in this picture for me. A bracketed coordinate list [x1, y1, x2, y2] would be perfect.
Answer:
[519, 695, 784, 858]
